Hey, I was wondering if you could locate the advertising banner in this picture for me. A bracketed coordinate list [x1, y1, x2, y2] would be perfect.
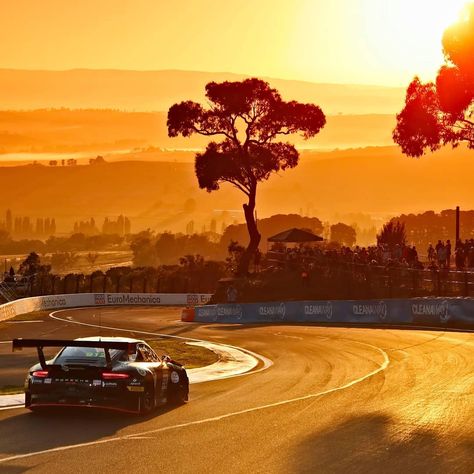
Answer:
[194, 298, 474, 326]
[0, 292, 212, 323]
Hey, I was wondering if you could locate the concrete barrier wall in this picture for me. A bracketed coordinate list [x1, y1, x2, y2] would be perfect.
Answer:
[194, 298, 474, 326]
[0, 292, 212, 323]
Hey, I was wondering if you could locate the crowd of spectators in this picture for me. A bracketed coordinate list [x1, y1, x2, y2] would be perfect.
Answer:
[454, 239, 474, 270]
[268, 243, 423, 270]
[269, 239, 474, 273]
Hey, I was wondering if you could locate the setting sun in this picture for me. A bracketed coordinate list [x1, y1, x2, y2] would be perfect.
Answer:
[361, 0, 468, 81]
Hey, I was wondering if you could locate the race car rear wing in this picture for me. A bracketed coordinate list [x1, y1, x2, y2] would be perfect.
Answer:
[12, 338, 137, 369]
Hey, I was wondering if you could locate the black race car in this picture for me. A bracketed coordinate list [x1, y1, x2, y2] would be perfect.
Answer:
[12, 336, 189, 415]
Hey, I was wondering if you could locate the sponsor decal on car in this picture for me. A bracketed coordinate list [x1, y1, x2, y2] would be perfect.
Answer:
[170, 371, 180, 384]
[127, 386, 144, 392]
[102, 382, 118, 388]
[352, 301, 388, 320]
[92, 379, 102, 386]
[411, 300, 450, 322]
[44, 378, 52, 384]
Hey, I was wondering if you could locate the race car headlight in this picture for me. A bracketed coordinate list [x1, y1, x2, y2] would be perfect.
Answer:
[102, 372, 130, 380]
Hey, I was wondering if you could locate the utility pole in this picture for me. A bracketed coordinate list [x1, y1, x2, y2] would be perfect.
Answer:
[456, 206, 460, 245]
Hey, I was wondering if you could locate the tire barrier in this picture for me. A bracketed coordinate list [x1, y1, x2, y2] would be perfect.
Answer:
[192, 298, 474, 328]
[0, 292, 212, 323]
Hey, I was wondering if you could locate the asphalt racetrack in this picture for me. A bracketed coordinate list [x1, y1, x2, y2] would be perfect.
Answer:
[0, 307, 472, 473]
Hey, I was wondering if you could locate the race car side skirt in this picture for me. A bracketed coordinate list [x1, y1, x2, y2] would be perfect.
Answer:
[28, 403, 139, 415]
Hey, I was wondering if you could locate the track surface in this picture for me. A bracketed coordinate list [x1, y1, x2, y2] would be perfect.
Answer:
[0, 307, 473, 473]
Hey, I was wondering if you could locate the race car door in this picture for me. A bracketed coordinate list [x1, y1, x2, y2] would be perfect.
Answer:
[136, 343, 167, 406]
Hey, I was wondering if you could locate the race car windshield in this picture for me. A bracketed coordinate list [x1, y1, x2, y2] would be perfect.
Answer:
[55, 346, 126, 366]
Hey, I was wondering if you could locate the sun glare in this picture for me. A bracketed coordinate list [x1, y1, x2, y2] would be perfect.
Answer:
[361, 0, 469, 81]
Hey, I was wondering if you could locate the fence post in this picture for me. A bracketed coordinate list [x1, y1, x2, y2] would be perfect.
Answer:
[411, 269, 417, 296]
[388, 268, 393, 298]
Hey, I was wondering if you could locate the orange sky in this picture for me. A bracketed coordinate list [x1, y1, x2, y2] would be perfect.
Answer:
[0, 0, 468, 86]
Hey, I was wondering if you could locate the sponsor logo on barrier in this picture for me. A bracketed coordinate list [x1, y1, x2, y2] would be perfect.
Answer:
[200, 294, 212, 304]
[39, 297, 67, 309]
[217, 304, 243, 320]
[352, 301, 387, 320]
[94, 294, 106, 305]
[411, 300, 450, 322]
[187, 294, 198, 305]
[258, 302, 286, 320]
[197, 306, 218, 319]
[105, 294, 161, 305]
[0, 304, 16, 322]
[186, 294, 212, 305]
[304, 301, 333, 319]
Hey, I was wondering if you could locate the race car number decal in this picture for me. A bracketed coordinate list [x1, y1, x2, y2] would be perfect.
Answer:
[170, 371, 180, 384]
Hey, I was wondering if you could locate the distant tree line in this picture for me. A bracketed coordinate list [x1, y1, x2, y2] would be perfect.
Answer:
[73, 215, 131, 236]
[0, 232, 126, 255]
[17, 253, 225, 297]
[0, 209, 56, 239]
[389, 210, 474, 253]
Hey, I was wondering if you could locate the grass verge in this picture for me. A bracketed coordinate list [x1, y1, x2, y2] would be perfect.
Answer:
[0, 385, 24, 395]
[146, 338, 218, 369]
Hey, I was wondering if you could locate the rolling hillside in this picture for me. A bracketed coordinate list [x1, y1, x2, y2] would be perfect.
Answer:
[0, 146, 471, 236]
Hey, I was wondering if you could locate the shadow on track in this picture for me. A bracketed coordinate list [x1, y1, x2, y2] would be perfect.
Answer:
[289, 413, 474, 474]
[0, 405, 177, 464]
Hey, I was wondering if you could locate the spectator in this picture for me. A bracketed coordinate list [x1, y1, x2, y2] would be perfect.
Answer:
[446, 240, 452, 268]
[427, 243, 435, 263]
[437, 242, 447, 268]
[455, 246, 465, 270]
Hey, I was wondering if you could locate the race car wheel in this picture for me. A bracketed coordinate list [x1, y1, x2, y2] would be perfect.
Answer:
[139, 386, 155, 415]
[168, 380, 189, 406]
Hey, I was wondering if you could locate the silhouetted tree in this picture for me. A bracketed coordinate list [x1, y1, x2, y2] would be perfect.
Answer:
[330, 223, 356, 247]
[19, 252, 51, 276]
[377, 221, 407, 248]
[394, 5, 474, 156]
[168, 78, 326, 275]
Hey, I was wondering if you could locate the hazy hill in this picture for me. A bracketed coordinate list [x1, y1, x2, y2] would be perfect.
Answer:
[0, 69, 405, 115]
[0, 146, 471, 237]
[0, 109, 396, 155]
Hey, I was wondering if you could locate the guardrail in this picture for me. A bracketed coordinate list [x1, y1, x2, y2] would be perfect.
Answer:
[191, 298, 474, 328]
[0, 292, 212, 323]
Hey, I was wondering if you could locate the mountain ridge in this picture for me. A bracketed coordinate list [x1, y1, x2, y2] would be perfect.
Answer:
[0, 68, 406, 114]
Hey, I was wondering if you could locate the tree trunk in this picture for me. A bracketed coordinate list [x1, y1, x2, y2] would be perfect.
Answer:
[237, 186, 261, 276]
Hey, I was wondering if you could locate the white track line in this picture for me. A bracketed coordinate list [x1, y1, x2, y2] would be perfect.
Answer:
[0, 340, 389, 464]
[0, 308, 273, 410]
[48, 309, 273, 377]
